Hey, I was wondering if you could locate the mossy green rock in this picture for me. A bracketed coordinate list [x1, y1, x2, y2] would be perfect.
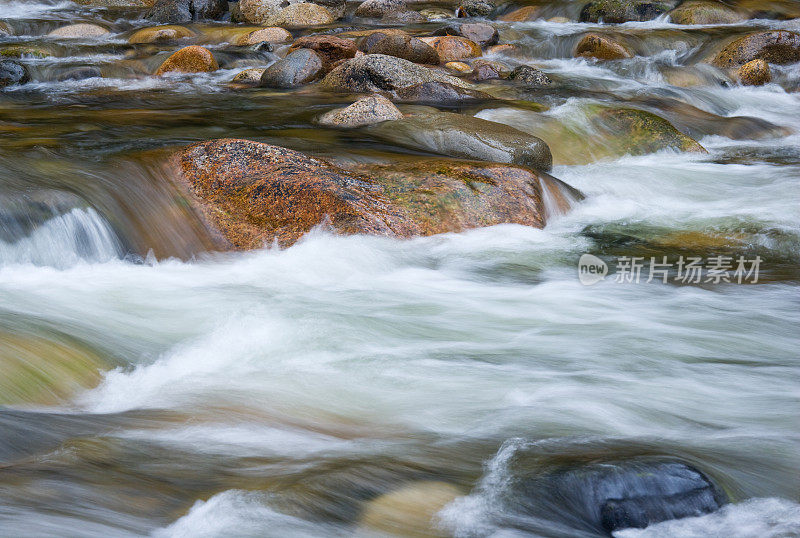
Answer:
[589, 106, 706, 155]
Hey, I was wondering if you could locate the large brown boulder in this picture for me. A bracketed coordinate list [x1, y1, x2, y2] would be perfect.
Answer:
[289, 35, 357, 70]
[421, 36, 482, 63]
[575, 34, 632, 60]
[712, 31, 800, 68]
[174, 139, 578, 249]
[667, 1, 743, 24]
[366, 34, 440, 65]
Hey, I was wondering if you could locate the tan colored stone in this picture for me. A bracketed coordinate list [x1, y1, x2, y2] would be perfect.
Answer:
[155, 45, 218, 75]
[738, 58, 771, 86]
[575, 33, 633, 61]
[237, 27, 293, 45]
[47, 23, 109, 38]
[129, 25, 195, 44]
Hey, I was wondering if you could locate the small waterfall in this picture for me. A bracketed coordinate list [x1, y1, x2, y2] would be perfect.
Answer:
[0, 206, 123, 268]
[538, 172, 585, 221]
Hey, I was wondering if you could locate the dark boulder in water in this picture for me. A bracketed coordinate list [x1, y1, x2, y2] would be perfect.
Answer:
[516, 460, 727, 534]
[0, 60, 30, 87]
[147, 0, 227, 23]
[579, 0, 676, 23]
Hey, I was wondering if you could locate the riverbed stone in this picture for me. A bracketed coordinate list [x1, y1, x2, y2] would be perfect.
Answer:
[56, 66, 103, 81]
[359, 482, 464, 537]
[591, 106, 706, 154]
[366, 34, 440, 65]
[47, 23, 110, 38]
[367, 110, 553, 170]
[499, 5, 541, 22]
[575, 33, 633, 60]
[271, 3, 336, 27]
[237, 27, 293, 45]
[508, 65, 551, 86]
[239, 0, 283, 24]
[175, 138, 569, 248]
[129, 25, 196, 44]
[395, 81, 493, 103]
[320, 54, 471, 94]
[0, 60, 30, 87]
[232, 67, 267, 83]
[712, 31, 800, 68]
[737, 58, 771, 86]
[155, 45, 218, 75]
[456, 0, 494, 18]
[318, 95, 403, 127]
[381, 9, 425, 23]
[147, 0, 227, 22]
[579, 0, 675, 23]
[354, 0, 404, 18]
[260, 48, 323, 87]
[667, 1, 743, 24]
[421, 36, 482, 63]
[289, 35, 357, 70]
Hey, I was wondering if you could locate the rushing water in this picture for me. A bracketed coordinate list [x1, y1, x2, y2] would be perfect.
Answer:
[1, 0, 799, 536]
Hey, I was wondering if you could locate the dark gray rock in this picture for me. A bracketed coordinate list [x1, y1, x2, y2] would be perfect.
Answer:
[508, 65, 551, 87]
[395, 81, 493, 103]
[456, 0, 494, 18]
[0, 60, 29, 87]
[368, 110, 552, 171]
[148, 0, 228, 23]
[321, 54, 471, 94]
[579, 0, 676, 23]
[260, 48, 323, 88]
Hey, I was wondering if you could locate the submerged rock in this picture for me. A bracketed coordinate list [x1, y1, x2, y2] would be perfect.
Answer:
[231, 67, 267, 83]
[395, 81, 493, 103]
[56, 66, 103, 81]
[575, 33, 632, 60]
[367, 110, 553, 170]
[0, 60, 30, 87]
[590, 106, 706, 154]
[579, 0, 675, 23]
[318, 94, 403, 127]
[712, 30, 800, 68]
[321, 54, 471, 94]
[174, 138, 574, 248]
[47, 23, 109, 38]
[738, 58, 771, 86]
[359, 481, 464, 537]
[499, 5, 541, 21]
[129, 25, 196, 44]
[237, 27, 293, 45]
[667, 1, 743, 24]
[155, 45, 218, 75]
[260, 48, 323, 88]
[513, 460, 726, 534]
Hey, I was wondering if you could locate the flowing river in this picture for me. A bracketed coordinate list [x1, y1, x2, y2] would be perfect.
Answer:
[1, 0, 799, 536]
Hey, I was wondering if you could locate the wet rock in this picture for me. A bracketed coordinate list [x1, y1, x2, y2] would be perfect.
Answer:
[47, 23, 109, 38]
[0, 45, 52, 59]
[321, 54, 471, 94]
[445, 61, 472, 73]
[56, 66, 103, 81]
[271, 3, 335, 27]
[314, 0, 346, 18]
[359, 482, 464, 537]
[0, 60, 30, 87]
[368, 110, 552, 170]
[395, 81, 493, 103]
[548, 16, 571, 23]
[592, 106, 706, 154]
[575, 33, 633, 60]
[318, 94, 403, 127]
[155, 45, 218, 75]
[381, 9, 425, 23]
[74, 0, 154, 5]
[456, 0, 494, 18]
[737, 58, 771, 86]
[470, 61, 504, 81]
[231, 67, 267, 83]
[422, 36, 482, 63]
[514, 460, 726, 534]
[0, 22, 10, 36]
[239, 0, 284, 24]
[712, 31, 800, 68]
[260, 48, 323, 87]
[289, 35, 357, 70]
[148, 0, 228, 22]
[499, 5, 541, 22]
[129, 25, 196, 44]
[366, 34, 440, 65]
[434, 22, 498, 47]
[579, 0, 675, 23]
[508, 65, 551, 86]
[236, 27, 293, 45]
[667, 1, 744, 24]
[175, 138, 566, 248]
[487, 43, 515, 55]
[354, 0, 404, 18]
[420, 8, 453, 20]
